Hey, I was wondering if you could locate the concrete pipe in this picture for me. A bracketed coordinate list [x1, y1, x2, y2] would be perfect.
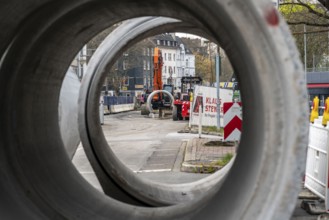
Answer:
[0, 0, 308, 220]
[79, 16, 233, 206]
[59, 67, 81, 159]
[146, 89, 175, 113]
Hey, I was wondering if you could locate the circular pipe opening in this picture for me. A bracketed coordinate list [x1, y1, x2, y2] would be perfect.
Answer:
[78, 17, 235, 207]
[146, 89, 174, 113]
[0, 1, 308, 219]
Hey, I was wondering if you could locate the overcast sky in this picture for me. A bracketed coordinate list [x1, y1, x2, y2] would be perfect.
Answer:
[175, 32, 203, 39]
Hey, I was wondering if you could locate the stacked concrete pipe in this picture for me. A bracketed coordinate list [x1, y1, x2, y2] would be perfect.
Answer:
[0, 0, 308, 219]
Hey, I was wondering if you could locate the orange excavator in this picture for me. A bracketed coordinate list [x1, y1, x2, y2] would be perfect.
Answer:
[152, 47, 163, 103]
[141, 47, 173, 115]
[149, 47, 173, 109]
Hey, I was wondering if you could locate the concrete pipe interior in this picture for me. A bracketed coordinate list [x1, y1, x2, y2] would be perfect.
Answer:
[79, 16, 235, 207]
[0, 0, 308, 219]
[59, 68, 81, 159]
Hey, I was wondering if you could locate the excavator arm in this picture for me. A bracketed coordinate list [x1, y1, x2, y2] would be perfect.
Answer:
[153, 47, 163, 101]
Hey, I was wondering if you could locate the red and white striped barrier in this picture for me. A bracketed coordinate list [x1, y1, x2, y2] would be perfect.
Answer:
[223, 102, 242, 141]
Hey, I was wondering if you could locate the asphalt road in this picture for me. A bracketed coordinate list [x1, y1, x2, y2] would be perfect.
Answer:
[72, 110, 211, 191]
[72, 110, 320, 219]
[102, 111, 186, 172]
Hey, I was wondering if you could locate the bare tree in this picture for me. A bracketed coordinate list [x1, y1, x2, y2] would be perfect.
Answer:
[280, 0, 329, 27]
[317, 0, 329, 12]
[280, 0, 329, 69]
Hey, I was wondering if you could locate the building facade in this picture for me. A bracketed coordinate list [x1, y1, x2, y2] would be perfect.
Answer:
[153, 34, 196, 92]
[71, 34, 197, 97]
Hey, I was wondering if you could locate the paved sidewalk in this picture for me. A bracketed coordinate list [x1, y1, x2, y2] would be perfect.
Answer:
[181, 137, 236, 173]
[180, 136, 323, 220]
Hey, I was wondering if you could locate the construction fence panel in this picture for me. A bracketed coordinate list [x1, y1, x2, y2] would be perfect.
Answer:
[103, 96, 134, 106]
[305, 124, 329, 203]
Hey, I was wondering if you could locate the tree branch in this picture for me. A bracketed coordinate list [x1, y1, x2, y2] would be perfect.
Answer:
[280, 1, 329, 20]
[296, 0, 329, 19]
[287, 21, 329, 27]
[318, 0, 329, 11]
[292, 28, 329, 35]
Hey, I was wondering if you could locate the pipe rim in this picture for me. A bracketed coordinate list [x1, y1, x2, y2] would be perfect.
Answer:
[0, 1, 308, 219]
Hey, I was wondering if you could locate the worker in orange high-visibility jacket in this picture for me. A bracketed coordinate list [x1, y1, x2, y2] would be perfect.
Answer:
[310, 96, 319, 123]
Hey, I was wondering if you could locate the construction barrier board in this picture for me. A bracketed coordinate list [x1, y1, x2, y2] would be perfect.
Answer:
[190, 85, 233, 127]
[223, 102, 242, 141]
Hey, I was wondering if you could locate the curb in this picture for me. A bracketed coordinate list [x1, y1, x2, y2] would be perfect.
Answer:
[177, 129, 222, 136]
[181, 138, 222, 174]
[181, 161, 221, 173]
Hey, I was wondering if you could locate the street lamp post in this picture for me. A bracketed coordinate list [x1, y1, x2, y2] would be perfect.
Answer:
[216, 46, 221, 129]
[304, 24, 307, 78]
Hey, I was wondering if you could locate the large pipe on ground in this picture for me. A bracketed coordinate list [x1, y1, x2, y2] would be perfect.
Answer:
[146, 89, 175, 113]
[0, 0, 308, 219]
[59, 67, 81, 159]
[78, 16, 233, 206]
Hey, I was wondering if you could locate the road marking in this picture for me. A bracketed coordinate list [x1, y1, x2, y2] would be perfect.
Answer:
[134, 169, 171, 173]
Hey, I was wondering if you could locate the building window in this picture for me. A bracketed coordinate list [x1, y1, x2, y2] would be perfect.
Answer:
[163, 41, 166, 46]
[123, 76, 129, 86]
[123, 60, 127, 70]
[174, 67, 176, 73]
[157, 40, 160, 45]
[143, 60, 146, 70]
[143, 48, 146, 56]
[147, 60, 150, 70]
[168, 53, 171, 61]
[169, 66, 173, 74]
[147, 48, 150, 56]
[186, 59, 188, 67]
[173, 54, 175, 61]
[164, 66, 167, 73]
[167, 41, 170, 46]
[164, 53, 167, 61]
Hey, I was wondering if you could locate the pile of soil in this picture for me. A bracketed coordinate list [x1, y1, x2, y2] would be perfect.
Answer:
[203, 140, 235, 147]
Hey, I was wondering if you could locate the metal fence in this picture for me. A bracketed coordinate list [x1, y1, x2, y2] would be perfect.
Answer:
[103, 96, 134, 106]
[307, 67, 329, 72]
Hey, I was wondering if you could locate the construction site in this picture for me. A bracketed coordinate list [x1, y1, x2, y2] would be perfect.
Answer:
[2, 0, 329, 220]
